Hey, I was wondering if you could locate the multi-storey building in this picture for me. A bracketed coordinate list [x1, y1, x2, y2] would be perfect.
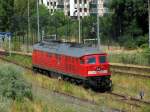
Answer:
[41, 0, 106, 17]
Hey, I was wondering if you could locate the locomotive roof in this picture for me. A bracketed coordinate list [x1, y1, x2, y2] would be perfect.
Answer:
[33, 40, 103, 57]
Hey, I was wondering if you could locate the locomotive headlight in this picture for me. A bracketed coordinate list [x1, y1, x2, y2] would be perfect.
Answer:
[88, 71, 96, 75]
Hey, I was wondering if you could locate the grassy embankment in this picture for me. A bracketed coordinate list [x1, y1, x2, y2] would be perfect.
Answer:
[0, 61, 99, 112]
[0, 61, 51, 112]
[5, 54, 150, 100]
[108, 50, 150, 66]
[3, 54, 150, 111]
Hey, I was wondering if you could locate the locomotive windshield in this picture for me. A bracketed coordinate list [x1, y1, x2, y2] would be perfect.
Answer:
[99, 56, 106, 63]
[87, 57, 96, 64]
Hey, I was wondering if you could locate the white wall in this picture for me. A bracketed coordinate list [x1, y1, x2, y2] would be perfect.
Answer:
[70, 0, 75, 16]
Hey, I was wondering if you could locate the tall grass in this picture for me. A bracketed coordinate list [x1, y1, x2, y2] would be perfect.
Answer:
[109, 52, 149, 66]
[0, 97, 12, 112]
[112, 74, 150, 101]
[24, 70, 144, 112]
[5, 54, 32, 67]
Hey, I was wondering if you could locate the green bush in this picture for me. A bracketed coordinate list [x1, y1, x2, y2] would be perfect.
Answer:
[140, 43, 149, 48]
[136, 35, 148, 48]
[123, 40, 137, 49]
[0, 64, 33, 101]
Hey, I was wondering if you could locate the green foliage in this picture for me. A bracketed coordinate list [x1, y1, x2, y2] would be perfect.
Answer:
[0, 0, 149, 47]
[0, 97, 12, 112]
[120, 54, 135, 64]
[123, 39, 137, 49]
[6, 54, 32, 67]
[62, 82, 73, 93]
[106, 0, 148, 48]
[0, 0, 14, 31]
[0, 64, 33, 101]
[142, 48, 150, 64]
[12, 41, 21, 51]
[142, 106, 150, 112]
[136, 35, 149, 48]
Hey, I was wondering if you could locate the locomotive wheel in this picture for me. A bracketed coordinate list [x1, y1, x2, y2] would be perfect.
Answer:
[33, 67, 40, 74]
[107, 81, 113, 92]
[32, 67, 37, 73]
[70, 78, 75, 84]
[83, 80, 90, 89]
[75, 80, 81, 85]
[48, 71, 51, 77]
[64, 77, 69, 82]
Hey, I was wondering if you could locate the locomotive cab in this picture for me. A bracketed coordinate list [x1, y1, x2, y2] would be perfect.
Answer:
[80, 54, 112, 90]
[81, 54, 111, 77]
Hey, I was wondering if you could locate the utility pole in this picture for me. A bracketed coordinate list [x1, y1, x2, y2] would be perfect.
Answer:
[27, 0, 30, 52]
[97, 0, 100, 50]
[77, 0, 81, 43]
[148, 0, 150, 48]
[37, 0, 40, 42]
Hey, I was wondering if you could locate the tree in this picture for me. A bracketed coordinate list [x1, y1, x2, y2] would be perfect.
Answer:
[103, 0, 149, 48]
[0, 0, 14, 31]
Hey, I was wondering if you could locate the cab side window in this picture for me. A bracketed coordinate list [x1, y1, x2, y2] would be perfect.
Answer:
[99, 56, 106, 63]
[87, 57, 96, 64]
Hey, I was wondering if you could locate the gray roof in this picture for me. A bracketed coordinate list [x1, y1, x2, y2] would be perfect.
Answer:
[33, 41, 103, 57]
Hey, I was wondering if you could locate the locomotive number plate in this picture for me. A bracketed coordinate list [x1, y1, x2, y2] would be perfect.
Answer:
[98, 70, 108, 74]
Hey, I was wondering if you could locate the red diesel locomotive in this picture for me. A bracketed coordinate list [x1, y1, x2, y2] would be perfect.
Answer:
[32, 40, 112, 90]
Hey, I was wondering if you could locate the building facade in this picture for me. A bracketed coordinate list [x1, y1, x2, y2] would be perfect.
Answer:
[41, 0, 106, 17]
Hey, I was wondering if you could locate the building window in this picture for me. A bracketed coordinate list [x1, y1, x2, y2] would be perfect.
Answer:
[47, 2, 49, 6]
[79, 0, 82, 4]
[84, 8, 87, 12]
[54, 2, 56, 6]
[84, 0, 87, 3]
[80, 8, 82, 12]
[75, 0, 77, 4]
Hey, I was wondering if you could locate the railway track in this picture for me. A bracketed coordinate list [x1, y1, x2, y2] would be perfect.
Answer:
[110, 63, 150, 79]
[1, 50, 150, 79]
[0, 56, 127, 112]
[0, 54, 150, 110]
